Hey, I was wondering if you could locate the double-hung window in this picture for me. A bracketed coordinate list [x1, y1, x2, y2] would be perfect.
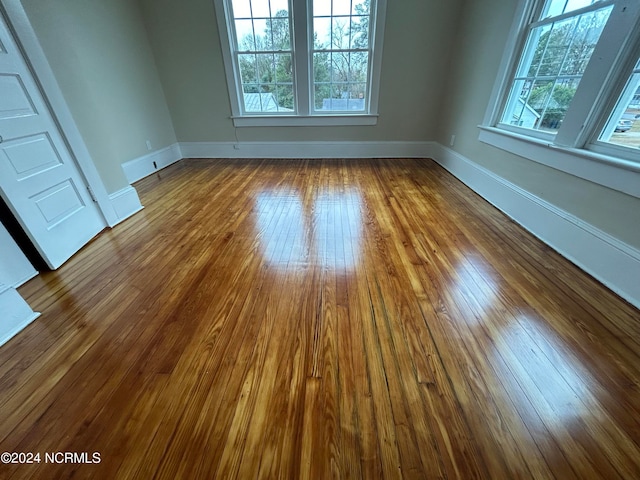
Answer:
[481, 0, 640, 196]
[214, 0, 387, 126]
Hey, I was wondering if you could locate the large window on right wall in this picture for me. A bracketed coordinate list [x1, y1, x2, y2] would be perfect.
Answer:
[481, 0, 640, 181]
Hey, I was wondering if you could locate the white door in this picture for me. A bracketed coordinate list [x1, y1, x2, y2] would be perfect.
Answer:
[0, 13, 105, 269]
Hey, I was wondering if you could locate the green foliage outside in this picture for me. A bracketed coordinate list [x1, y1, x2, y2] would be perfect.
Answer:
[523, 8, 609, 128]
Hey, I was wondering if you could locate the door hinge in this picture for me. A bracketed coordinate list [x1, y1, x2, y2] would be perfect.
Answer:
[87, 186, 98, 203]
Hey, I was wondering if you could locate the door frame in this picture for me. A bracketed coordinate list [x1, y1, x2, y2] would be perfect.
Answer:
[0, 0, 119, 227]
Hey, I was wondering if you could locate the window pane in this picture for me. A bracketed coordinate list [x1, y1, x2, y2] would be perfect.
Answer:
[350, 51, 369, 82]
[243, 88, 278, 111]
[314, 17, 331, 48]
[238, 54, 258, 83]
[542, 0, 605, 19]
[275, 84, 294, 111]
[235, 20, 255, 50]
[270, 0, 289, 15]
[560, 9, 610, 75]
[350, 15, 369, 48]
[267, 17, 290, 49]
[254, 53, 276, 82]
[539, 80, 580, 131]
[347, 83, 366, 110]
[316, 85, 344, 111]
[313, 0, 331, 17]
[538, 17, 577, 76]
[352, 0, 369, 15]
[252, 19, 269, 50]
[332, 17, 350, 49]
[331, 53, 350, 82]
[231, 0, 252, 18]
[313, 52, 331, 84]
[599, 58, 640, 150]
[501, 4, 612, 132]
[332, 0, 351, 16]
[318, 85, 366, 111]
[250, 0, 271, 17]
[314, 84, 331, 109]
[275, 53, 293, 83]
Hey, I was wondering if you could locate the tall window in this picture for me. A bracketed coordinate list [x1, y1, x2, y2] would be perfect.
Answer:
[482, 0, 640, 183]
[214, 0, 387, 126]
[501, 1, 613, 133]
[312, 1, 371, 112]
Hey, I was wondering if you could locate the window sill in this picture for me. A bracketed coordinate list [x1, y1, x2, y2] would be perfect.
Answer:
[478, 125, 640, 199]
[231, 114, 379, 127]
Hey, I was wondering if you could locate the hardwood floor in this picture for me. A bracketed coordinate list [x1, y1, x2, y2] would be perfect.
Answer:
[2, 158, 639, 479]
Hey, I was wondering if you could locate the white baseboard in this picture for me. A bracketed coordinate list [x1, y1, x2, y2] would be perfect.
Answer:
[121, 144, 183, 184]
[179, 141, 434, 159]
[108, 186, 143, 226]
[431, 143, 640, 310]
[0, 284, 40, 348]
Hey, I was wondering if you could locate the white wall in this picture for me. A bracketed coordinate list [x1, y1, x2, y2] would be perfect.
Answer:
[137, 0, 463, 143]
[20, 0, 177, 193]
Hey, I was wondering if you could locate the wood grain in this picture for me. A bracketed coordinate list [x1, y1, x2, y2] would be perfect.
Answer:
[1, 158, 639, 479]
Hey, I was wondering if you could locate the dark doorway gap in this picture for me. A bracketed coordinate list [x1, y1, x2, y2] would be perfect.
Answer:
[0, 197, 49, 272]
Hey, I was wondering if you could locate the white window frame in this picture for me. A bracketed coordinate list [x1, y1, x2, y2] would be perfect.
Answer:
[213, 0, 387, 127]
[480, 0, 640, 199]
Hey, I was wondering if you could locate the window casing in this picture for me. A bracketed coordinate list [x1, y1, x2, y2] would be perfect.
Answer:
[481, 0, 640, 198]
[214, 0, 387, 126]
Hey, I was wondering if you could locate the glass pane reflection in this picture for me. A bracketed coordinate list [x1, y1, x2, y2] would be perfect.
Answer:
[254, 189, 362, 270]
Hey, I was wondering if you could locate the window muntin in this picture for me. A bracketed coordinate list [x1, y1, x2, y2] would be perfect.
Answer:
[597, 56, 640, 150]
[500, 1, 613, 133]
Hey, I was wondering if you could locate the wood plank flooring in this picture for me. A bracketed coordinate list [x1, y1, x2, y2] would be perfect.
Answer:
[2, 158, 640, 479]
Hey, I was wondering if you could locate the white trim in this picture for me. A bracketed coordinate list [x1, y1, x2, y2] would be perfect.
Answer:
[121, 144, 183, 184]
[231, 114, 378, 127]
[295, 0, 310, 115]
[179, 141, 434, 159]
[0, 284, 40, 348]
[367, 0, 387, 116]
[478, 126, 640, 199]
[431, 143, 640, 310]
[7, 270, 37, 289]
[0, 1, 117, 226]
[108, 187, 143, 226]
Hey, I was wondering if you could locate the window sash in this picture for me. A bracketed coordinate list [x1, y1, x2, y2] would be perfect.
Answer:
[228, 1, 296, 115]
[310, 2, 375, 113]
